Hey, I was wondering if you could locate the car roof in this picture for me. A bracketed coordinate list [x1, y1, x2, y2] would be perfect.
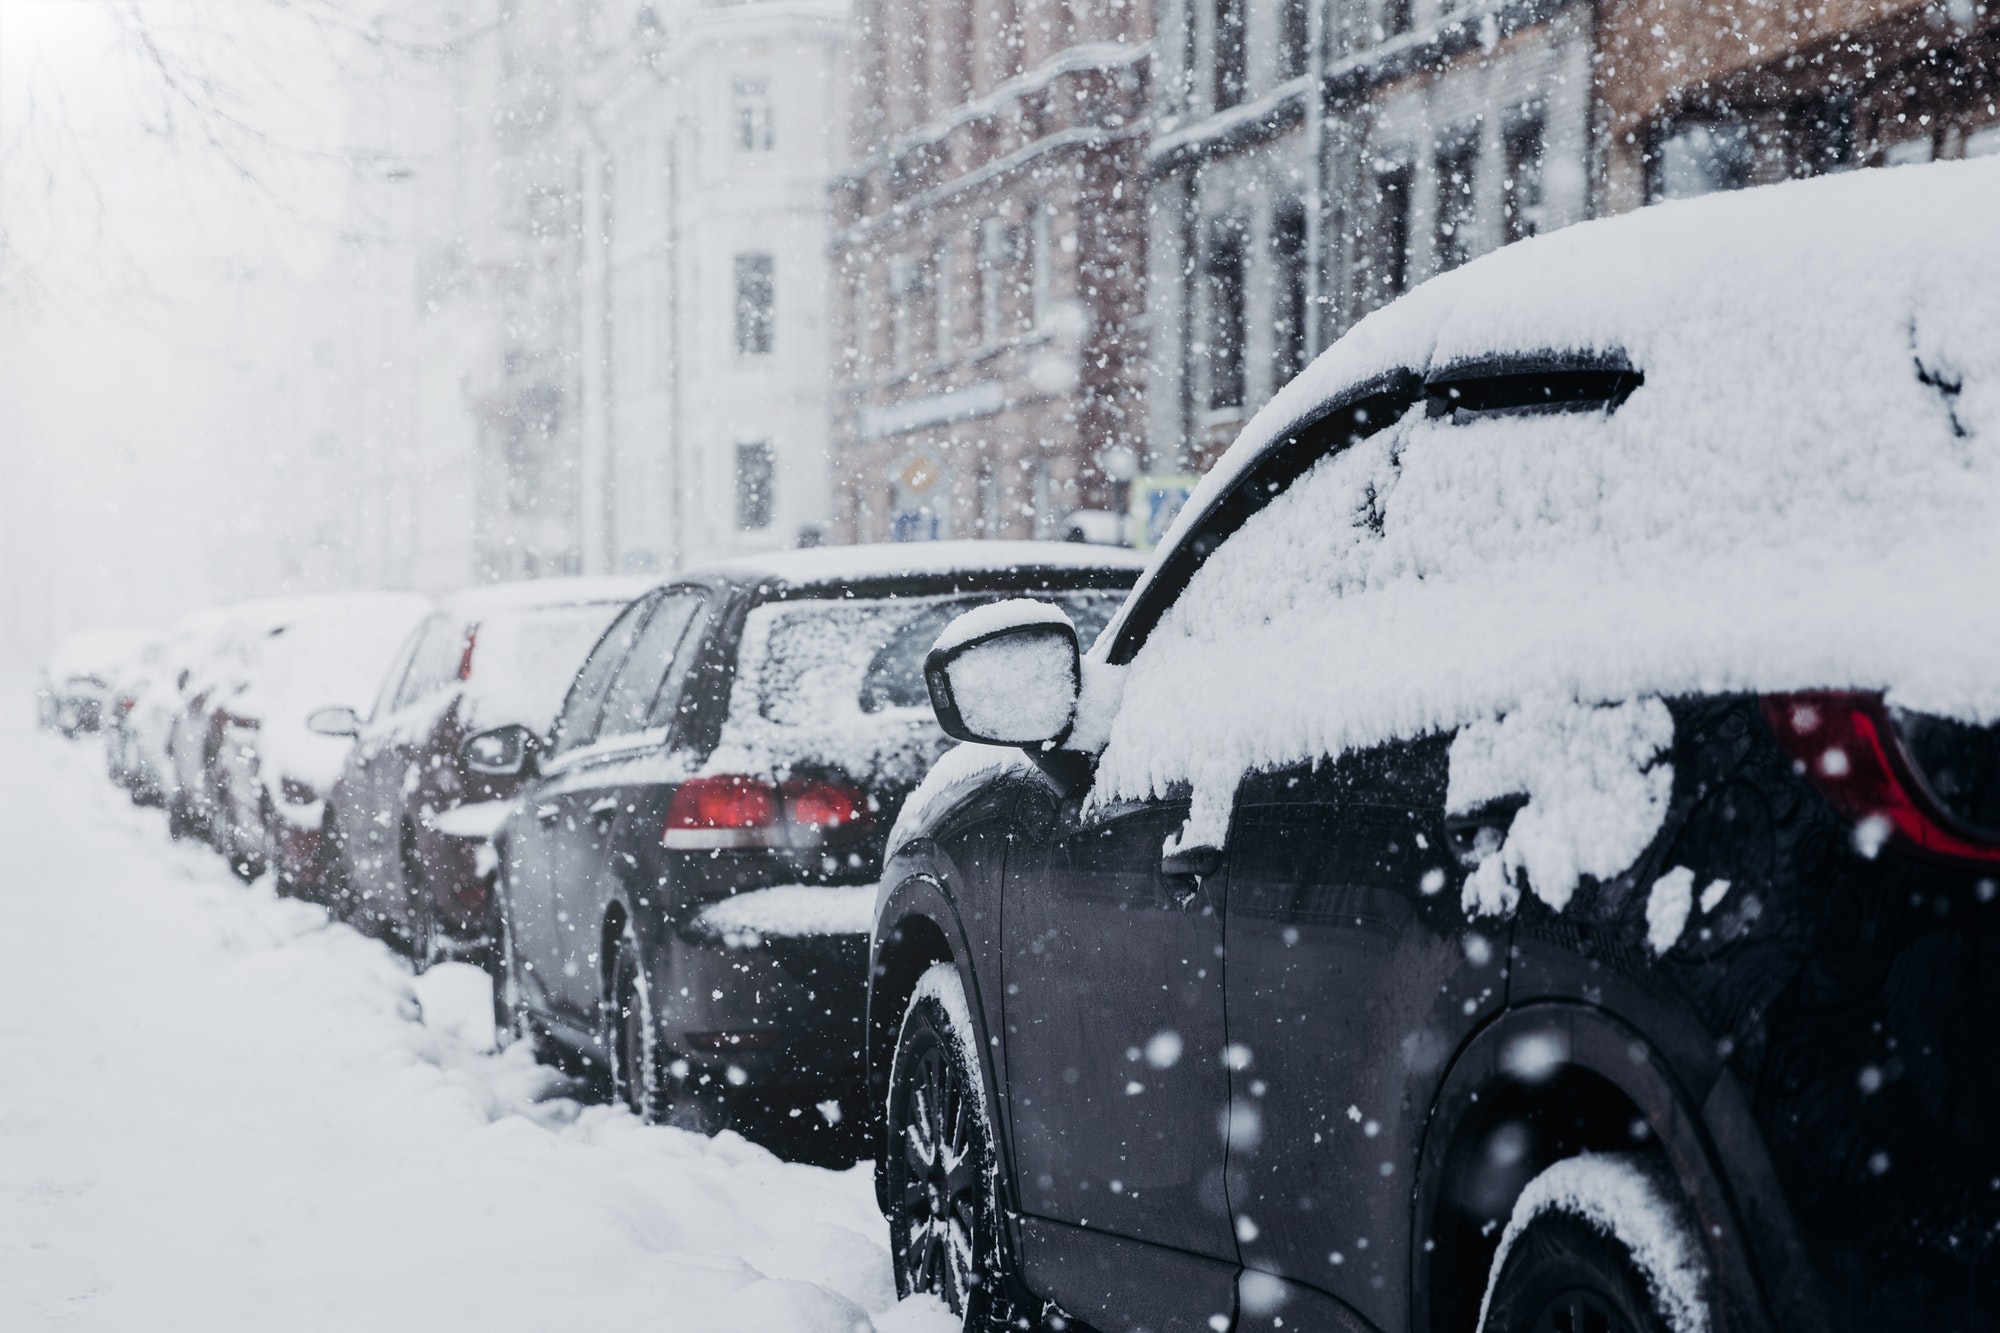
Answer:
[436, 575, 656, 620]
[688, 540, 1148, 592]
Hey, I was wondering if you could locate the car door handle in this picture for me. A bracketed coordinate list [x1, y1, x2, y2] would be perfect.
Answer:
[535, 803, 561, 826]
[1161, 845, 1224, 910]
[587, 796, 620, 821]
[1445, 793, 1529, 866]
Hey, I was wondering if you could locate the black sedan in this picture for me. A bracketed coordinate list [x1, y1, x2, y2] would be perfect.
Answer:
[481, 543, 1143, 1134]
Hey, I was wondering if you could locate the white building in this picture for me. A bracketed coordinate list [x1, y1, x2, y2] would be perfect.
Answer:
[576, 0, 853, 575]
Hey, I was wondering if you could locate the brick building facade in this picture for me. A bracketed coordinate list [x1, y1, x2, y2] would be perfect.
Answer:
[829, 0, 1152, 543]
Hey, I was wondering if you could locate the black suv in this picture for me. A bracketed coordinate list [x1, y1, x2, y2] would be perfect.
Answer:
[869, 163, 2000, 1333]
[485, 543, 1142, 1135]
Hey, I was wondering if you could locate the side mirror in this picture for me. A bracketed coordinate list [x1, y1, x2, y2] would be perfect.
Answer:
[461, 723, 539, 778]
[924, 601, 1081, 748]
[306, 704, 362, 738]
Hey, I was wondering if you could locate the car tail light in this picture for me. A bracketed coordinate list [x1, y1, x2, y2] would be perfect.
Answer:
[1761, 691, 2000, 866]
[457, 626, 479, 681]
[783, 778, 868, 831]
[663, 776, 780, 849]
[661, 775, 870, 850]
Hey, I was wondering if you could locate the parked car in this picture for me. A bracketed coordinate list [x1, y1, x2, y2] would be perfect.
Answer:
[484, 543, 1145, 1134]
[209, 592, 431, 883]
[163, 602, 299, 842]
[868, 160, 2000, 1333]
[37, 627, 150, 737]
[313, 578, 655, 964]
[104, 639, 168, 793]
[118, 610, 235, 810]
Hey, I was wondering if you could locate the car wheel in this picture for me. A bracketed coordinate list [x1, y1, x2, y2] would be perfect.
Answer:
[168, 789, 193, 840]
[1480, 1210, 1677, 1333]
[402, 832, 435, 972]
[886, 964, 1002, 1324]
[317, 816, 351, 918]
[493, 896, 528, 1048]
[607, 934, 662, 1123]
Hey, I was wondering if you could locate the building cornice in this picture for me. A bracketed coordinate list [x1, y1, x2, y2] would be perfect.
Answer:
[834, 121, 1146, 243]
[1146, 74, 1311, 171]
[1321, 0, 1575, 100]
[834, 39, 1153, 186]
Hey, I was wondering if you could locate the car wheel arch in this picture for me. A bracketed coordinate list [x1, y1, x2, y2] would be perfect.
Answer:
[1412, 1001, 1781, 1333]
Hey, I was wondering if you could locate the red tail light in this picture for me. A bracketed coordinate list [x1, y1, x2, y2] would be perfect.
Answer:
[1761, 691, 2000, 866]
[662, 775, 869, 850]
[457, 626, 479, 681]
[784, 778, 867, 830]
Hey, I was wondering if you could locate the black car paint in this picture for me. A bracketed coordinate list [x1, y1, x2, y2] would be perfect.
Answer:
[498, 563, 1141, 1119]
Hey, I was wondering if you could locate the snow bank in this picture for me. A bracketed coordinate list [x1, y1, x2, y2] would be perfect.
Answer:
[0, 702, 926, 1332]
[693, 885, 877, 947]
[1087, 160, 2000, 877]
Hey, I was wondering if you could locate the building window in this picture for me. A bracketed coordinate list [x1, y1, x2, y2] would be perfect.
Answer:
[978, 218, 1020, 346]
[1502, 110, 1547, 243]
[733, 76, 774, 152]
[1434, 127, 1479, 273]
[735, 442, 775, 531]
[1030, 205, 1054, 329]
[1204, 220, 1247, 411]
[1213, 0, 1247, 109]
[933, 241, 955, 362]
[888, 255, 920, 372]
[1654, 121, 1754, 199]
[1279, 0, 1310, 80]
[1271, 201, 1309, 389]
[734, 253, 774, 355]
[848, 271, 871, 368]
[1382, 0, 1413, 38]
[1373, 162, 1412, 298]
[977, 460, 1003, 536]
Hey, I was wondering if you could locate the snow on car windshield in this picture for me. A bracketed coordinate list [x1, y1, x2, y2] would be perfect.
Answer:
[1093, 160, 2000, 851]
[464, 602, 634, 733]
[707, 589, 1123, 786]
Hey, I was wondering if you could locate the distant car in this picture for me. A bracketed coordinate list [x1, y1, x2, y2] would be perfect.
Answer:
[868, 163, 2000, 1333]
[104, 639, 168, 794]
[37, 627, 150, 738]
[313, 578, 655, 968]
[483, 543, 1145, 1134]
[209, 592, 431, 883]
[163, 604, 296, 842]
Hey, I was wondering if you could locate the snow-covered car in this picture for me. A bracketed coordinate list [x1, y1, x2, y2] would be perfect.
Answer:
[483, 543, 1144, 1136]
[209, 592, 431, 884]
[103, 638, 169, 795]
[868, 159, 2000, 1333]
[163, 602, 302, 842]
[312, 578, 655, 964]
[37, 627, 151, 737]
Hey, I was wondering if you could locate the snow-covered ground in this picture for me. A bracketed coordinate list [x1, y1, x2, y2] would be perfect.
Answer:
[0, 694, 945, 1332]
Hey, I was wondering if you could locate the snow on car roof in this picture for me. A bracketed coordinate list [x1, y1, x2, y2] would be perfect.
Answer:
[1085, 158, 2000, 848]
[698, 540, 1148, 589]
[437, 575, 655, 620]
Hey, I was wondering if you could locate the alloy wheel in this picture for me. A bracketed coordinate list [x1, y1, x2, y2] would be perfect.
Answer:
[896, 1032, 988, 1315]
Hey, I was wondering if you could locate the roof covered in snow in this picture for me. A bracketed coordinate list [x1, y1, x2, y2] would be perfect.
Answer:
[695, 540, 1148, 590]
[1083, 158, 2000, 844]
[437, 576, 654, 620]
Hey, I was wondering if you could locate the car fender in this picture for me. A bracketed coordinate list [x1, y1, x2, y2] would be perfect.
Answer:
[1412, 1000, 1819, 1333]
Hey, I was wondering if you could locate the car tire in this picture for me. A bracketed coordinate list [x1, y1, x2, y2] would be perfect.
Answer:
[402, 831, 436, 972]
[1480, 1209, 1676, 1333]
[317, 815, 351, 919]
[607, 933, 663, 1123]
[885, 964, 1004, 1325]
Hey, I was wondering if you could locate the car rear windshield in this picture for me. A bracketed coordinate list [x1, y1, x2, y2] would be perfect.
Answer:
[465, 601, 636, 731]
[709, 588, 1125, 787]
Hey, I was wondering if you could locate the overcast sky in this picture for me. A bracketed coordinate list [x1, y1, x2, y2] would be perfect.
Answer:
[1, 0, 396, 665]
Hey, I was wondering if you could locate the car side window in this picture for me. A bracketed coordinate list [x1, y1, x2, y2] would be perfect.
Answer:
[395, 616, 465, 710]
[645, 596, 713, 730]
[370, 622, 427, 721]
[1107, 371, 1422, 666]
[551, 593, 659, 758]
[595, 591, 704, 744]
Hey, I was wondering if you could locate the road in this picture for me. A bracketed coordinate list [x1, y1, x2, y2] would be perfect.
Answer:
[0, 699, 940, 1332]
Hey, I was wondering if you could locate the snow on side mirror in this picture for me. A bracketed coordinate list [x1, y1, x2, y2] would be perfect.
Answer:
[305, 704, 362, 738]
[925, 600, 1081, 748]
[460, 724, 539, 778]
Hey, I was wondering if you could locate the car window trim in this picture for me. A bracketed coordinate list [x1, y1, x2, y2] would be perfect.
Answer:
[1106, 369, 1423, 666]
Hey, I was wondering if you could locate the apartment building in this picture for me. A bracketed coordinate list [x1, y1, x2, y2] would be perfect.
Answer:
[829, 0, 1153, 543]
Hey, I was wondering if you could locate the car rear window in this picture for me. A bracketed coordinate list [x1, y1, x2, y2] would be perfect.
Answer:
[465, 601, 638, 732]
[708, 588, 1125, 786]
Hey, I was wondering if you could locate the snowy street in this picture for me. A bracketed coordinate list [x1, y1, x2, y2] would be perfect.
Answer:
[0, 696, 929, 1332]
